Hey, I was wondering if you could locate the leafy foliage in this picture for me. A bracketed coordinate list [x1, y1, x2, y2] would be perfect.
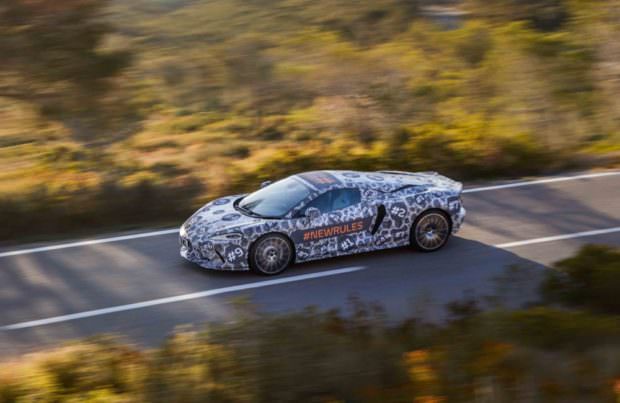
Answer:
[0, 0, 131, 141]
[541, 244, 620, 314]
[0, 174, 203, 241]
[1, 0, 619, 240]
[1, 304, 620, 402]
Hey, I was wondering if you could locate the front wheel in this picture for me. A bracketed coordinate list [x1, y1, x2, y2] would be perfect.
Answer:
[249, 233, 294, 275]
[410, 210, 451, 252]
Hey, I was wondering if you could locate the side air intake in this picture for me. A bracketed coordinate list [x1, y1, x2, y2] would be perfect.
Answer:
[370, 205, 386, 235]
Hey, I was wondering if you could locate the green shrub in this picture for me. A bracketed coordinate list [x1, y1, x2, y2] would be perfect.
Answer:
[145, 332, 252, 403]
[0, 337, 145, 403]
[228, 144, 384, 193]
[488, 307, 620, 350]
[402, 119, 550, 179]
[167, 113, 220, 133]
[541, 244, 620, 314]
[254, 125, 284, 141]
[0, 175, 204, 242]
[229, 117, 552, 192]
[454, 22, 493, 66]
[222, 144, 251, 158]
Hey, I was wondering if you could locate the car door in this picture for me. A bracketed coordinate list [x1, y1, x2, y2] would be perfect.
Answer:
[291, 188, 375, 259]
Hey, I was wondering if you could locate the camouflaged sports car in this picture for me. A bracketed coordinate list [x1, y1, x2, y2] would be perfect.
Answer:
[180, 170, 466, 275]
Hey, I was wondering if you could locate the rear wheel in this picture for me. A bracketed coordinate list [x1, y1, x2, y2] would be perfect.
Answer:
[410, 210, 451, 252]
[249, 233, 293, 275]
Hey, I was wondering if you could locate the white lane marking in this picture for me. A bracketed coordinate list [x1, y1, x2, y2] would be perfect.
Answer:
[0, 266, 364, 330]
[0, 170, 618, 258]
[3, 225, 620, 331]
[463, 171, 620, 194]
[0, 229, 179, 258]
[495, 226, 620, 249]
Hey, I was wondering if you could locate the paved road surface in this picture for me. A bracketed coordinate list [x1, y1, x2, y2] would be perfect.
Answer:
[1, 171, 619, 358]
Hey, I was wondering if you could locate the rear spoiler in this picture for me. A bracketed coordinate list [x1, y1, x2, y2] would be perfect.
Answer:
[377, 170, 462, 194]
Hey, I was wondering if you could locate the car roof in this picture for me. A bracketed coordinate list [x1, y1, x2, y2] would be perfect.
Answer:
[293, 170, 448, 193]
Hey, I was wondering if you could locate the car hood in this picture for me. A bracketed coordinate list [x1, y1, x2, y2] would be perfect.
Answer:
[183, 194, 262, 236]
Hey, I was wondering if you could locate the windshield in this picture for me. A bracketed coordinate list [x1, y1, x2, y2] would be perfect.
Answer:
[238, 176, 311, 218]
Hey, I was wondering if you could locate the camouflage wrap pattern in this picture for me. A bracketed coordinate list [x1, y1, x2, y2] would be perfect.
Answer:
[180, 170, 466, 271]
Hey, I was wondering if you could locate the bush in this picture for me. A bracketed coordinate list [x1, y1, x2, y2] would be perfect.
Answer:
[228, 143, 384, 193]
[229, 117, 551, 192]
[541, 244, 620, 314]
[167, 113, 220, 133]
[1, 304, 620, 403]
[0, 175, 204, 242]
[222, 144, 251, 158]
[0, 336, 144, 403]
[488, 307, 620, 350]
[402, 119, 550, 179]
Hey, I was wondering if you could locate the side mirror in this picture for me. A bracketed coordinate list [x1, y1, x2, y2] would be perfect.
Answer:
[304, 207, 321, 221]
[260, 180, 272, 189]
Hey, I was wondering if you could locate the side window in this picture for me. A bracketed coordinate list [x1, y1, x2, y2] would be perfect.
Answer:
[304, 191, 332, 214]
[332, 188, 361, 210]
[304, 188, 361, 215]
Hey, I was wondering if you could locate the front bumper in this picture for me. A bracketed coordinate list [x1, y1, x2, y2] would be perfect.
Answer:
[179, 235, 249, 271]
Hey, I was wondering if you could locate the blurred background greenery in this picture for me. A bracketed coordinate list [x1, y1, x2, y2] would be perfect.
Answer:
[1, 244, 619, 402]
[1, 0, 619, 242]
[2, 3, 619, 399]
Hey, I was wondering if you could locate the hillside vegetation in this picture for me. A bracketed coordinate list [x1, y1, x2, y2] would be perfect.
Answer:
[1, 0, 619, 241]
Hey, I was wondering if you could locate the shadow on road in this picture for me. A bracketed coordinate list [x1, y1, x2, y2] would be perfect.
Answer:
[463, 181, 620, 243]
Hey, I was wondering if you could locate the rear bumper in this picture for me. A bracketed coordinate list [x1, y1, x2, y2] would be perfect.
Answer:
[451, 206, 466, 234]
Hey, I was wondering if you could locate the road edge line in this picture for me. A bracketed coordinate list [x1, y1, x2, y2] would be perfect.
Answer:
[495, 226, 620, 248]
[463, 171, 620, 194]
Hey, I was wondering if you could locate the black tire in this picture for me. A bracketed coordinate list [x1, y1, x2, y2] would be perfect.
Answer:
[410, 210, 452, 252]
[249, 233, 294, 275]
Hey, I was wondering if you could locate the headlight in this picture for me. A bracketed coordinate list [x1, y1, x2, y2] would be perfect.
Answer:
[210, 232, 243, 241]
[179, 225, 187, 238]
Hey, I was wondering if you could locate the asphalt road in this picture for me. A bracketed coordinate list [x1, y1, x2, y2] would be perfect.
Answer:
[1, 170, 619, 358]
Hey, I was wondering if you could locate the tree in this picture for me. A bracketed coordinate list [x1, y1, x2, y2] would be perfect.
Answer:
[0, 0, 131, 142]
